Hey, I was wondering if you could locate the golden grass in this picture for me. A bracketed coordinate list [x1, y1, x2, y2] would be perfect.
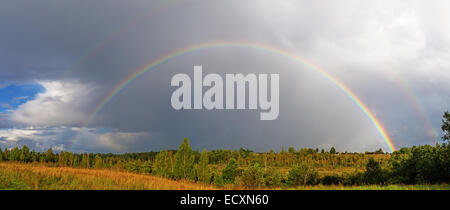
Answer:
[292, 184, 450, 190]
[0, 162, 215, 190]
[1, 162, 448, 190]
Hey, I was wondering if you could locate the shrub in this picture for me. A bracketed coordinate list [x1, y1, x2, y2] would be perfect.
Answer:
[363, 158, 387, 185]
[264, 168, 283, 188]
[287, 163, 318, 187]
[222, 158, 238, 184]
[240, 162, 265, 189]
[321, 175, 343, 185]
[214, 173, 225, 187]
[389, 144, 450, 184]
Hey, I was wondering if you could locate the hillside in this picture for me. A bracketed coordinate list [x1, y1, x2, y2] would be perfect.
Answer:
[0, 162, 214, 190]
[1, 162, 448, 190]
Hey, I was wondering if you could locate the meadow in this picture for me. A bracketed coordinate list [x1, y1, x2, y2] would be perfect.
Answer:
[0, 162, 213, 190]
[1, 115, 449, 191]
[0, 162, 448, 190]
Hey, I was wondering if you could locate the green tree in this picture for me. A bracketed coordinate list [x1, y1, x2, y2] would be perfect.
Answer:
[140, 160, 152, 173]
[58, 151, 65, 166]
[442, 111, 450, 141]
[20, 145, 30, 162]
[81, 153, 90, 168]
[390, 144, 449, 184]
[153, 150, 174, 178]
[330, 147, 337, 154]
[2, 148, 7, 160]
[197, 149, 210, 183]
[45, 148, 54, 162]
[222, 158, 238, 184]
[73, 155, 79, 167]
[263, 168, 283, 188]
[69, 153, 74, 166]
[288, 147, 296, 154]
[364, 157, 385, 185]
[173, 138, 195, 180]
[240, 162, 265, 189]
[9, 147, 20, 161]
[375, 148, 384, 154]
[125, 160, 139, 172]
[94, 154, 103, 168]
[287, 163, 318, 186]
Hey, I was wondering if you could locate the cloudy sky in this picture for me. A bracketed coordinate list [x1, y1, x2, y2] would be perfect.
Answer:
[0, 0, 449, 153]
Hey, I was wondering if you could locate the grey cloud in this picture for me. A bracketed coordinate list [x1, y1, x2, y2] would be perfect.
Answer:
[0, 0, 449, 152]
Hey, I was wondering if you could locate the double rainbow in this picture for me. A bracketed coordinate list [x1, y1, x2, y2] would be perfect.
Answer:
[69, 41, 396, 152]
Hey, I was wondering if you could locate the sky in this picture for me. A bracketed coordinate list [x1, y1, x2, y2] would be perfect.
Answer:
[0, 0, 449, 153]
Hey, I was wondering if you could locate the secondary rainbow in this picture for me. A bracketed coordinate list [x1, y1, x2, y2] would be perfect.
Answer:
[69, 41, 396, 152]
[393, 74, 439, 144]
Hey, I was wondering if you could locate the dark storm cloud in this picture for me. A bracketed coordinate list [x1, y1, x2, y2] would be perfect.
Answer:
[0, 0, 449, 152]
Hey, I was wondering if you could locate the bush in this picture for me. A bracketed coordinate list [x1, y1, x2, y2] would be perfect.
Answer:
[363, 158, 387, 185]
[321, 175, 343, 185]
[287, 164, 318, 187]
[214, 173, 225, 187]
[222, 158, 238, 184]
[139, 160, 152, 174]
[240, 162, 265, 189]
[390, 144, 450, 184]
[125, 161, 139, 173]
[264, 168, 284, 188]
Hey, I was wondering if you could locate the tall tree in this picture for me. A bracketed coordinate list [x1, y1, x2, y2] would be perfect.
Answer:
[58, 151, 65, 166]
[153, 150, 174, 178]
[94, 154, 103, 168]
[20, 145, 30, 162]
[222, 158, 238, 184]
[173, 138, 195, 180]
[45, 148, 54, 162]
[197, 149, 210, 183]
[330, 147, 337, 154]
[442, 111, 450, 142]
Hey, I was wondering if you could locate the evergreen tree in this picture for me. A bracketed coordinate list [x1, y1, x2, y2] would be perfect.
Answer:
[9, 147, 20, 161]
[58, 151, 65, 166]
[173, 138, 195, 180]
[73, 155, 79, 167]
[222, 158, 238, 184]
[241, 161, 265, 189]
[69, 153, 74, 166]
[81, 153, 90, 168]
[153, 150, 174, 178]
[330, 147, 337, 154]
[364, 157, 385, 184]
[94, 154, 103, 168]
[442, 111, 450, 142]
[197, 149, 210, 183]
[45, 148, 54, 162]
[20, 145, 30, 162]
[3, 148, 7, 160]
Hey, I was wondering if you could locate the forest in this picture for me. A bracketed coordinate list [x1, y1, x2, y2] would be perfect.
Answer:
[0, 112, 449, 189]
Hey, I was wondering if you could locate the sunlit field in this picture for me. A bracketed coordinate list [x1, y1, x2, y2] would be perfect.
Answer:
[0, 162, 214, 190]
[1, 162, 447, 190]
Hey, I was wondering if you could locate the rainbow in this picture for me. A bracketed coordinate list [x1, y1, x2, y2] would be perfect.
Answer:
[393, 74, 440, 144]
[69, 41, 396, 152]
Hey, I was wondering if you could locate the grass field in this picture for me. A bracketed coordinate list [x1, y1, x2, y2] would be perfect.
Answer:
[0, 162, 214, 190]
[1, 162, 448, 190]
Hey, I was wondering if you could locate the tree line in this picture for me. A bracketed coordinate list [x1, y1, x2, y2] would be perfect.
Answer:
[1, 111, 449, 188]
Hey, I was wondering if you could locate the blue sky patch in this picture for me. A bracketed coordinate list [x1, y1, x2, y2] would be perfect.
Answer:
[0, 83, 45, 112]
